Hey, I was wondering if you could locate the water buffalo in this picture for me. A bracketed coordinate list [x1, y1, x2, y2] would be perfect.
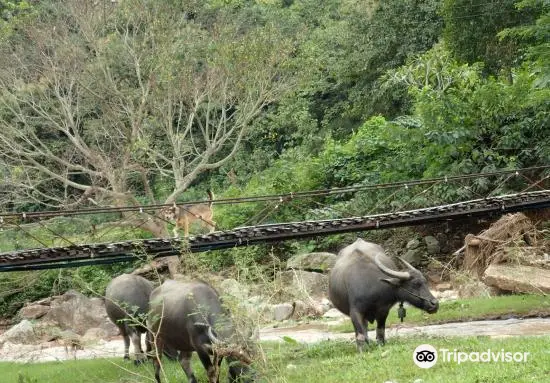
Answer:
[329, 238, 439, 351]
[105, 274, 153, 364]
[148, 279, 253, 383]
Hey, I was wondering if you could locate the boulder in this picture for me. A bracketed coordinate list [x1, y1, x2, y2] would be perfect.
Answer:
[239, 297, 273, 323]
[42, 290, 113, 335]
[290, 300, 323, 320]
[454, 280, 496, 298]
[278, 270, 328, 298]
[286, 252, 338, 273]
[402, 248, 424, 267]
[0, 320, 36, 345]
[19, 304, 50, 320]
[406, 238, 421, 250]
[273, 303, 294, 321]
[483, 264, 550, 294]
[99, 319, 120, 338]
[320, 298, 333, 313]
[424, 236, 441, 255]
[322, 308, 346, 319]
[291, 300, 308, 320]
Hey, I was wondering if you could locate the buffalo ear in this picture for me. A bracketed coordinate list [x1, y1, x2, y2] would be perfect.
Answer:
[380, 277, 401, 287]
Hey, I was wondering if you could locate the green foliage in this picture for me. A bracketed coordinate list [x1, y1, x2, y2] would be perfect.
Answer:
[383, 43, 549, 179]
[499, 0, 550, 88]
[215, 147, 323, 231]
[318, 116, 404, 186]
[0, 0, 36, 38]
[442, 0, 541, 76]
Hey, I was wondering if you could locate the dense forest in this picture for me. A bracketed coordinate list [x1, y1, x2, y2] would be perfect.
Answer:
[0, 0, 548, 316]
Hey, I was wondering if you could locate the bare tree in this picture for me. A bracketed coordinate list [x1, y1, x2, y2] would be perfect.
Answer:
[0, 0, 294, 236]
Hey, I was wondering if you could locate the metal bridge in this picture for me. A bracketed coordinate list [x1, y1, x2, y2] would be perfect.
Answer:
[0, 166, 549, 272]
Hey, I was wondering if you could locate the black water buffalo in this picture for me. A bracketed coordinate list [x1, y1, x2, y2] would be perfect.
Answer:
[148, 279, 253, 383]
[329, 238, 439, 351]
[105, 274, 153, 363]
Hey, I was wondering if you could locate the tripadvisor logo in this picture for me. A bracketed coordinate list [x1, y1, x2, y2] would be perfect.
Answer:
[413, 344, 437, 368]
[413, 344, 530, 368]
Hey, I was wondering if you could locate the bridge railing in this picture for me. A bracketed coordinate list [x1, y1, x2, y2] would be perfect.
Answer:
[1, 189, 550, 271]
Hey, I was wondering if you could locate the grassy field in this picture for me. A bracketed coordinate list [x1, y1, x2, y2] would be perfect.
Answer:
[1, 295, 549, 382]
[330, 294, 550, 333]
[2, 335, 549, 382]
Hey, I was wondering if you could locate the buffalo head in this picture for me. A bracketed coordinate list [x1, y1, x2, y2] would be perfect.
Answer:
[374, 254, 439, 314]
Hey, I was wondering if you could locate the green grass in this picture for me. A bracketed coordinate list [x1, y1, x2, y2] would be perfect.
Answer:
[2, 357, 205, 383]
[1, 336, 549, 382]
[264, 336, 550, 383]
[331, 294, 550, 333]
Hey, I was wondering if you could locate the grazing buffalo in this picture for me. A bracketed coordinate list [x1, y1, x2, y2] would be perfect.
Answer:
[329, 238, 439, 351]
[105, 274, 153, 364]
[148, 279, 253, 383]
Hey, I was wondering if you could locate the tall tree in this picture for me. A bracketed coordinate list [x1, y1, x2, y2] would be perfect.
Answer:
[0, 0, 295, 235]
[499, 0, 550, 88]
[442, 0, 540, 78]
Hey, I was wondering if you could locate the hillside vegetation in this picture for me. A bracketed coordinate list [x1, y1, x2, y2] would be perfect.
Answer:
[0, 0, 548, 315]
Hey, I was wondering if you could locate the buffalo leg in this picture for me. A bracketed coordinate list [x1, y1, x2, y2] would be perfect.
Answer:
[153, 338, 164, 383]
[145, 330, 153, 359]
[120, 326, 131, 360]
[179, 351, 198, 383]
[350, 309, 369, 352]
[213, 354, 224, 383]
[196, 347, 218, 383]
[375, 312, 388, 345]
[130, 331, 145, 365]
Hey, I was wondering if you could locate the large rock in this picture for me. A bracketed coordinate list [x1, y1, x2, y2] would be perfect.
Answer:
[483, 264, 550, 294]
[278, 270, 328, 298]
[19, 304, 50, 320]
[239, 298, 273, 323]
[273, 303, 294, 321]
[406, 238, 421, 250]
[423, 236, 441, 255]
[286, 252, 337, 273]
[402, 248, 424, 267]
[43, 290, 116, 336]
[0, 320, 35, 345]
[323, 308, 346, 319]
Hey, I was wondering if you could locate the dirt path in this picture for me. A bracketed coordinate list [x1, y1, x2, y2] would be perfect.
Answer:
[260, 317, 550, 343]
[1, 318, 549, 363]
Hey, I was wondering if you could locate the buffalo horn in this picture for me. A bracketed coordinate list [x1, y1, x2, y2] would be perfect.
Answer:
[374, 253, 411, 280]
[207, 326, 221, 345]
[397, 257, 418, 272]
